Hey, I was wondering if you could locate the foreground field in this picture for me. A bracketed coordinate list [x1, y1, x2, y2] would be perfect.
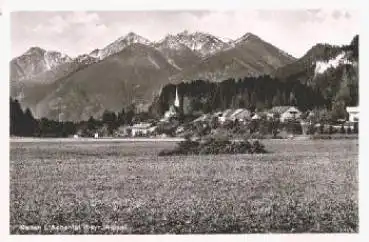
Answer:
[10, 139, 358, 234]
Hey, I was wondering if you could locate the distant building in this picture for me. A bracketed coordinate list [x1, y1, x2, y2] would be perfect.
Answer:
[230, 109, 252, 122]
[268, 106, 302, 122]
[174, 87, 180, 108]
[251, 113, 262, 120]
[218, 109, 252, 123]
[130, 122, 155, 137]
[218, 109, 234, 123]
[346, 106, 359, 122]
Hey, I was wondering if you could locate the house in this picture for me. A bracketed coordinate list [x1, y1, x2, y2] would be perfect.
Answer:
[217, 109, 233, 123]
[251, 113, 262, 120]
[130, 122, 153, 137]
[230, 109, 252, 122]
[346, 106, 359, 123]
[192, 113, 212, 123]
[268, 106, 302, 122]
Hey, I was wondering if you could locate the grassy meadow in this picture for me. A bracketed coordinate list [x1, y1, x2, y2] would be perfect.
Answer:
[9, 139, 358, 234]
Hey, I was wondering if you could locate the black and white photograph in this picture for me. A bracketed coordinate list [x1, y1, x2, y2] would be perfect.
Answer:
[8, 7, 360, 235]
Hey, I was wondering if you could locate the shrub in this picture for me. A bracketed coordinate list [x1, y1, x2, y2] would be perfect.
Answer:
[347, 126, 352, 134]
[158, 137, 267, 156]
[353, 123, 358, 134]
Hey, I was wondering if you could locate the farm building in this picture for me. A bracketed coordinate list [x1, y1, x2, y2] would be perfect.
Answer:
[346, 106, 359, 122]
[267, 106, 302, 122]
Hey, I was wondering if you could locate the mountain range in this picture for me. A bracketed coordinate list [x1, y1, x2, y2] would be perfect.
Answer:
[10, 31, 358, 121]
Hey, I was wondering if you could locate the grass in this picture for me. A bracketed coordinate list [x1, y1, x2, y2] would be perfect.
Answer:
[9, 139, 358, 234]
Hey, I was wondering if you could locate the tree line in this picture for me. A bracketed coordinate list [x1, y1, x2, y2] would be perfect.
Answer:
[150, 76, 328, 117]
[10, 98, 145, 137]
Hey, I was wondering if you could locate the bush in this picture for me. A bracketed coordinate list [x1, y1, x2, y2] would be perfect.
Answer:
[353, 123, 358, 134]
[158, 137, 267, 156]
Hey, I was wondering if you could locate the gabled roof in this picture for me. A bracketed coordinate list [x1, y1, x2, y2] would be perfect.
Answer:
[269, 106, 300, 114]
[221, 109, 234, 118]
[192, 114, 211, 123]
[230, 109, 252, 119]
[251, 113, 261, 120]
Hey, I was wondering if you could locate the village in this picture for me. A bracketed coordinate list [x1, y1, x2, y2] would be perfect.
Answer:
[81, 88, 359, 139]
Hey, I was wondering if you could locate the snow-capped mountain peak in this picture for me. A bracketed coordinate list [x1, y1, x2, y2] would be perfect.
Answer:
[11, 47, 73, 81]
[96, 32, 152, 59]
[165, 30, 230, 57]
[234, 32, 261, 45]
[120, 32, 151, 45]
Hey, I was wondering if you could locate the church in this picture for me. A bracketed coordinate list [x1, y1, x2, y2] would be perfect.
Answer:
[162, 87, 181, 121]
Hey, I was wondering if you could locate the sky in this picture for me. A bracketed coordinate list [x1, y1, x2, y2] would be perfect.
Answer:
[11, 10, 359, 59]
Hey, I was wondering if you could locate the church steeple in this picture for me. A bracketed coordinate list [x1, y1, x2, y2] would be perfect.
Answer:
[174, 87, 180, 108]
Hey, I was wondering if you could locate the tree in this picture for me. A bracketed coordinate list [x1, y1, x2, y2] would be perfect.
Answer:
[117, 108, 126, 125]
[210, 116, 218, 130]
[319, 124, 324, 134]
[23, 108, 37, 136]
[250, 91, 258, 109]
[10, 98, 24, 136]
[328, 125, 334, 134]
[353, 122, 358, 134]
[125, 104, 136, 125]
[102, 110, 118, 135]
[87, 116, 97, 131]
[182, 96, 193, 115]
[289, 91, 297, 106]
[331, 100, 347, 121]
[347, 125, 352, 134]
[270, 118, 280, 138]
[272, 90, 283, 107]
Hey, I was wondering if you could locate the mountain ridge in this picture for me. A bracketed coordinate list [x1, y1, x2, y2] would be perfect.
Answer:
[10, 31, 357, 121]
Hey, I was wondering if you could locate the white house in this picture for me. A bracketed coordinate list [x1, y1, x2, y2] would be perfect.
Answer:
[346, 106, 359, 122]
[268, 106, 302, 122]
[130, 122, 153, 137]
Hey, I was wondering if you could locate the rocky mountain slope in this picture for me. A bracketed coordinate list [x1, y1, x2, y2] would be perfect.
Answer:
[33, 43, 180, 121]
[273, 35, 359, 116]
[170, 33, 296, 82]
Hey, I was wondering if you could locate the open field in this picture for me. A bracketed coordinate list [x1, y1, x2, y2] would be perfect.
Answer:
[10, 139, 358, 234]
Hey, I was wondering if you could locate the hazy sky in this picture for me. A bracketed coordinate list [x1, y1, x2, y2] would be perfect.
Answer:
[11, 10, 358, 59]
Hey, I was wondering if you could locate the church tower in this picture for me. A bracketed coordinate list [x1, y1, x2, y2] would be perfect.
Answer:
[174, 87, 180, 108]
